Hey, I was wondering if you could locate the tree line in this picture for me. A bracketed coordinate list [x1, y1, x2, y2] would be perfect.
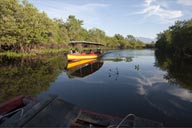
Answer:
[155, 19, 192, 58]
[0, 0, 146, 53]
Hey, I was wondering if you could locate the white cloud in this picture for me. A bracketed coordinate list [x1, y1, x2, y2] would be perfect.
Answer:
[123, 71, 167, 96]
[136, 74, 167, 95]
[145, 0, 155, 6]
[177, 0, 192, 6]
[137, 86, 148, 95]
[168, 88, 192, 102]
[136, 0, 183, 23]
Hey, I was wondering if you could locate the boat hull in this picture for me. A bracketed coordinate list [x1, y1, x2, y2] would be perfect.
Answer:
[0, 95, 163, 127]
[67, 54, 98, 61]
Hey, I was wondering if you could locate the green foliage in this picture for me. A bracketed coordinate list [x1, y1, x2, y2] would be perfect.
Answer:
[0, 51, 36, 57]
[53, 18, 70, 44]
[126, 35, 146, 48]
[0, 0, 69, 53]
[113, 34, 127, 49]
[0, 0, 146, 54]
[126, 35, 136, 42]
[37, 48, 68, 54]
[87, 28, 106, 44]
[64, 15, 83, 41]
[156, 19, 192, 57]
[145, 41, 155, 48]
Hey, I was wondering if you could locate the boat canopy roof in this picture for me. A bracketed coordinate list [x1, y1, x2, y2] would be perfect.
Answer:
[69, 41, 104, 46]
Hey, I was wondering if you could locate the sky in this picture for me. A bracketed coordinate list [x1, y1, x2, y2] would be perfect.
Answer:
[28, 0, 192, 39]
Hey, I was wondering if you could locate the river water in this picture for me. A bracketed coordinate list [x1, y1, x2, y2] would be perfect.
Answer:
[0, 49, 192, 127]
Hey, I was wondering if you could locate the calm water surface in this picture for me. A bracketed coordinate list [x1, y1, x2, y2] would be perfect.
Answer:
[1, 49, 192, 127]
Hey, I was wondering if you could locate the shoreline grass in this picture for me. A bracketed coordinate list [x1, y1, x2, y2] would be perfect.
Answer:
[36, 48, 68, 54]
[0, 51, 36, 57]
[0, 48, 69, 57]
[0, 47, 147, 57]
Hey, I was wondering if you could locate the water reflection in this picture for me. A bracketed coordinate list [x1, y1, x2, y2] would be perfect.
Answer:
[155, 50, 192, 90]
[50, 50, 192, 127]
[65, 59, 103, 78]
[154, 51, 192, 125]
[1, 50, 192, 127]
[102, 57, 133, 62]
[108, 67, 119, 80]
[65, 54, 133, 79]
[0, 55, 67, 103]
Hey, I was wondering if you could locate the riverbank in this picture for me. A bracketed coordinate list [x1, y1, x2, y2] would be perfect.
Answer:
[0, 48, 69, 57]
[0, 47, 113, 57]
[0, 47, 152, 57]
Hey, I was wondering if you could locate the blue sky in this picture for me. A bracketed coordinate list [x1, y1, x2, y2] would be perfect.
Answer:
[28, 0, 192, 39]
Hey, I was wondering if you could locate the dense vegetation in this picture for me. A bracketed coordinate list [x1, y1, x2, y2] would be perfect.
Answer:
[156, 19, 192, 58]
[0, 0, 145, 54]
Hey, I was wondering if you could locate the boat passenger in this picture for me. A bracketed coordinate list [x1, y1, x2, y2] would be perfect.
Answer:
[70, 49, 73, 54]
[74, 48, 79, 54]
[81, 50, 86, 55]
[96, 48, 101, 54]
[90, 49, 94, 54]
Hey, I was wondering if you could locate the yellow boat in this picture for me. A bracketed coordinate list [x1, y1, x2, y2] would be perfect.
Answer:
[66, 59, 96, 70]
[67, 54, 98, 61]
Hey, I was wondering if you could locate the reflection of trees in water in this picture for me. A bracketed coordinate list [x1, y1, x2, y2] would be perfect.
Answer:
[106, 57, 133, 80]
[155, 50, 192, 90]
[103, 56, 133, 62]
[134, 65, 140, 71]
[108, 67, 119, 80]
[0, 55, 67, 103]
